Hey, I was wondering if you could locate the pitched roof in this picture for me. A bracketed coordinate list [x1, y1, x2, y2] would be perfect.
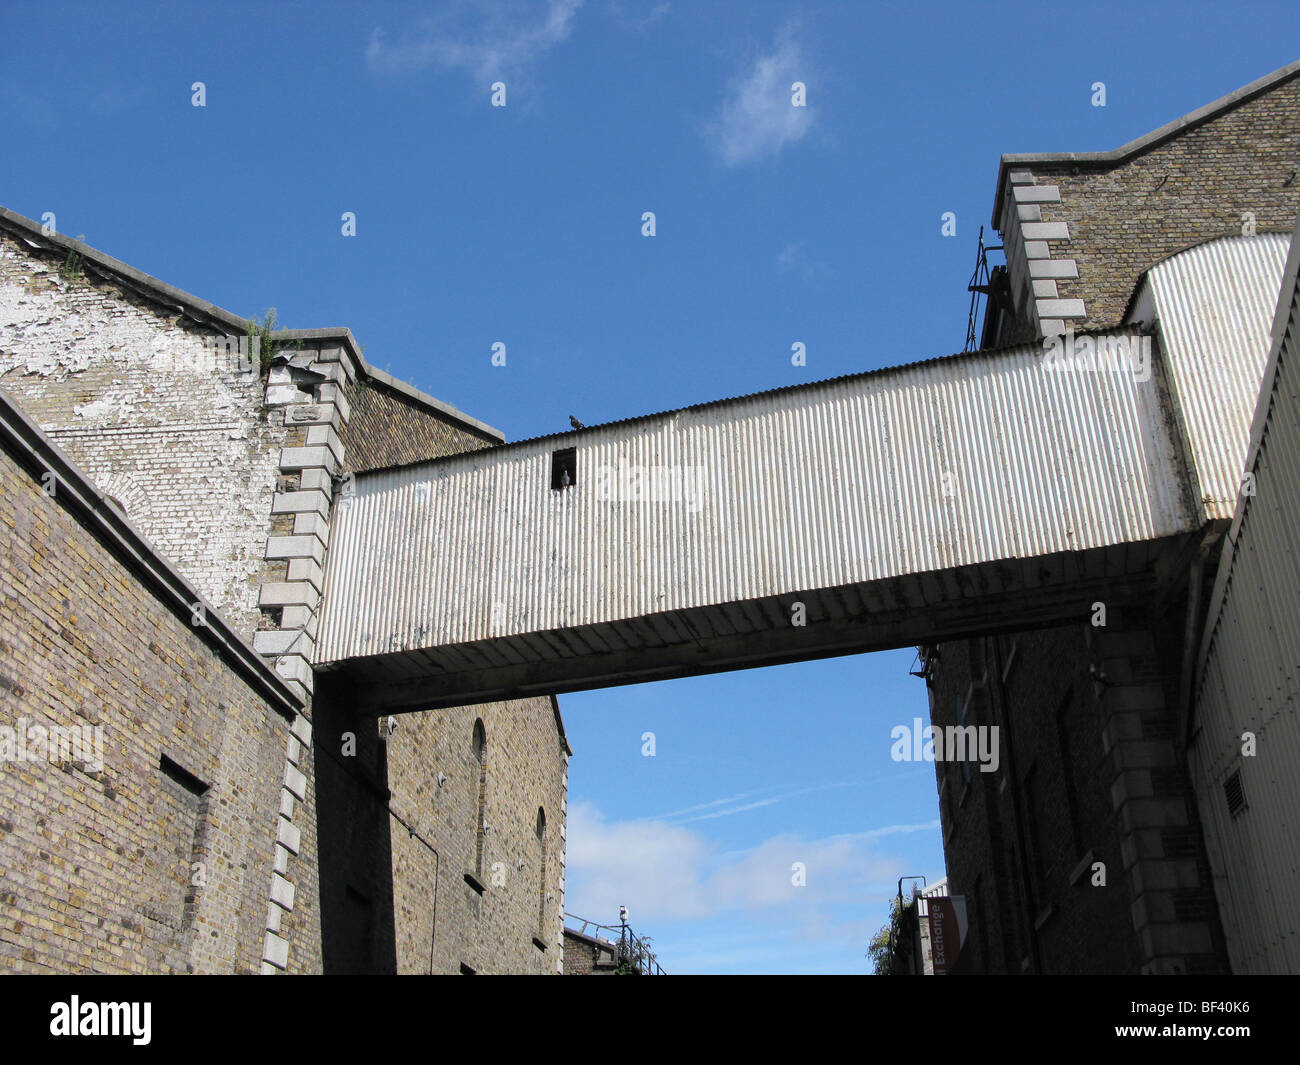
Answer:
[992, 58, 1300, 228]
[0, 205, 503, 442]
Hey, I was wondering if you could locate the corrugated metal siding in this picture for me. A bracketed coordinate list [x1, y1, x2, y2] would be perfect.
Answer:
[1148, 234, 1290, 522]
[317, 332, 1193, 663]
[1190, 238, 1300, 974]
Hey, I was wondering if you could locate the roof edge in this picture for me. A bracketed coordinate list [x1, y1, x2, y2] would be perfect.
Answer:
[354, 326, 1151, 479]
[359, 360, 504, 443]
[992, 59, 1300, 228]
[1119, 229, 1294, 324]
[550, 693, 572, 756]
[0, 384, 302, 719]
[0, 206, 505, 444]
[1194, 207, 1300, 695]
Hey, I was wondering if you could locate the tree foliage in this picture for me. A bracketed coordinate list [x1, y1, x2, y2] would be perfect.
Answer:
[867, 895, 915, 975]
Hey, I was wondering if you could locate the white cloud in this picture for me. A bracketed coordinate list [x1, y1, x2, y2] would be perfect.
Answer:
[706, 24, 813, 166]
[777, 241, 830, 281]
[662, 781, 856, 824]
[649, 790, 759, 821]
[565, 800, 926, 923]
[566, 801, 711, 920]
[366, 0, 584, 82]
[608, 0, 670, 31]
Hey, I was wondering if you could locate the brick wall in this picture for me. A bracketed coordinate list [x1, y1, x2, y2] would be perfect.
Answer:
[341, 378, 499, 474]
[0, 440, 294, 973]
[312, 678, 568, 974]
[0, 213, 568, 974]
[387, 698, 567, 974]
[562, 929, 618, 975]
[325, 358, 569, 974]
[0, 233, 287, 641]
[930, 629, 1144, 973]
[931, 68, 1300, 974]
[995, 71, 1300, 340]
[928, 613, 1227, 973]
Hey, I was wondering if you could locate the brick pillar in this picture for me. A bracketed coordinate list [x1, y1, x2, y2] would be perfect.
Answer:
[1000, 169, 1086, 338]
[253, 343, 353, 972]
[253, 348, 352, 699]
[1090, 621, 1228, 974]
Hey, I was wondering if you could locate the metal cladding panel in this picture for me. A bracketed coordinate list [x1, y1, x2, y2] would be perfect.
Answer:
[1191, 247, 1300, 975]
[317, 332, 1193, 664]
[1147, 233, 1290, 522]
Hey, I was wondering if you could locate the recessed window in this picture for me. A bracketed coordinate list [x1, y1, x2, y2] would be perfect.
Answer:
[158, 755, 209, 932]
[160, 753, 208, 799]
[472, 720, 487, 878]
[551, 448, 576, 490]
[1224, 769, 1246, 818]
[536, 807, 548, 937]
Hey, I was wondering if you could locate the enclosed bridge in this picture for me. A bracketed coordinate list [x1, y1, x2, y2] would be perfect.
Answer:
[314, 234, 1290, 713]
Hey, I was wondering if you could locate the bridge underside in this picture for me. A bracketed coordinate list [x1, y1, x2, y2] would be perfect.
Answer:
[340, 534, 1198, 713]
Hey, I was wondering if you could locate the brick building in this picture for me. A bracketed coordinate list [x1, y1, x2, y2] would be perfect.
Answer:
[561, 927, 620, 975]
[5, 58, 1297, 979]
[0, 206, 570, 973]
[926, 61, 1300, 974]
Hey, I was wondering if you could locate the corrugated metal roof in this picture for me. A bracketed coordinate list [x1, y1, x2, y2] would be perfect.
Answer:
[316, 330, 1194, 665]
[1142, 233, 1291, 522]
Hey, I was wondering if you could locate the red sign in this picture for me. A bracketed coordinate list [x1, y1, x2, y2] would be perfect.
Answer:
[927, 896, 964, 974]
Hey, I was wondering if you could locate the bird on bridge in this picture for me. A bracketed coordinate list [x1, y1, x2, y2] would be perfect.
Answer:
[569, 415, 585, 430]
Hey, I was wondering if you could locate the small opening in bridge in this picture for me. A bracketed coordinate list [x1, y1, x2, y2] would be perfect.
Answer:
[551, 447, 576, 490]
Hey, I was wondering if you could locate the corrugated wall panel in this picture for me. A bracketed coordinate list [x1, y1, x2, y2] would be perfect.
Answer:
[317, 333, 1193, 663]
[1191, 227, 1300, 974]
[1148, 233, 1290, 522]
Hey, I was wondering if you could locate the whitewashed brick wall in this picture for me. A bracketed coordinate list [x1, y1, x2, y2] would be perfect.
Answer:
[0, 237, 284, 639]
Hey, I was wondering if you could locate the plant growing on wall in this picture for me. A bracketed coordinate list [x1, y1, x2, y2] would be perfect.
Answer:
[246, 307, 279, 376]
[614, 933, 657, 975]
[59, 237, 86, 281]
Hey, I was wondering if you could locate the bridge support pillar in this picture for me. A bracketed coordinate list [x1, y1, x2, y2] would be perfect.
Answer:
[1091, 621, 1228, 974]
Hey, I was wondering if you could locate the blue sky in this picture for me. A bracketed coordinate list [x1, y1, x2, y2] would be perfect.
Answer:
[3, 1, 1297, 974]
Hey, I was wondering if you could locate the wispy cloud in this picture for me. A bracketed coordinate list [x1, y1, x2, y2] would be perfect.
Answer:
[565, 800, 921, 923]
[608, 0, 670, 31]
[366, 0, 584, 82]
[705, 23, 813, 166]
[648, 791, 759, 821]
[776, 241, 831, 281]
[665, 781, 857, 824]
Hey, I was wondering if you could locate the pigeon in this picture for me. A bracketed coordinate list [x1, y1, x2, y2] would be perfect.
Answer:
[569, 415, 585, 430]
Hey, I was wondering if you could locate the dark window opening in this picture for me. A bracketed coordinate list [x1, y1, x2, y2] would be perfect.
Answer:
[459, 962, 477, 975]
[1054, 688, 1084, 856]
[536, 807, 548, 937]
[1224, 769, 1246, 818]
[160, 753, 208, 798]
[472, 720, 487, 878]
[157, 754, 210, 932]
[551, 448, 576, 490]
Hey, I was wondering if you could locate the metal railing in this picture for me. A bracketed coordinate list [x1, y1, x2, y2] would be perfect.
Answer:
[564, 913, 666, 975]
